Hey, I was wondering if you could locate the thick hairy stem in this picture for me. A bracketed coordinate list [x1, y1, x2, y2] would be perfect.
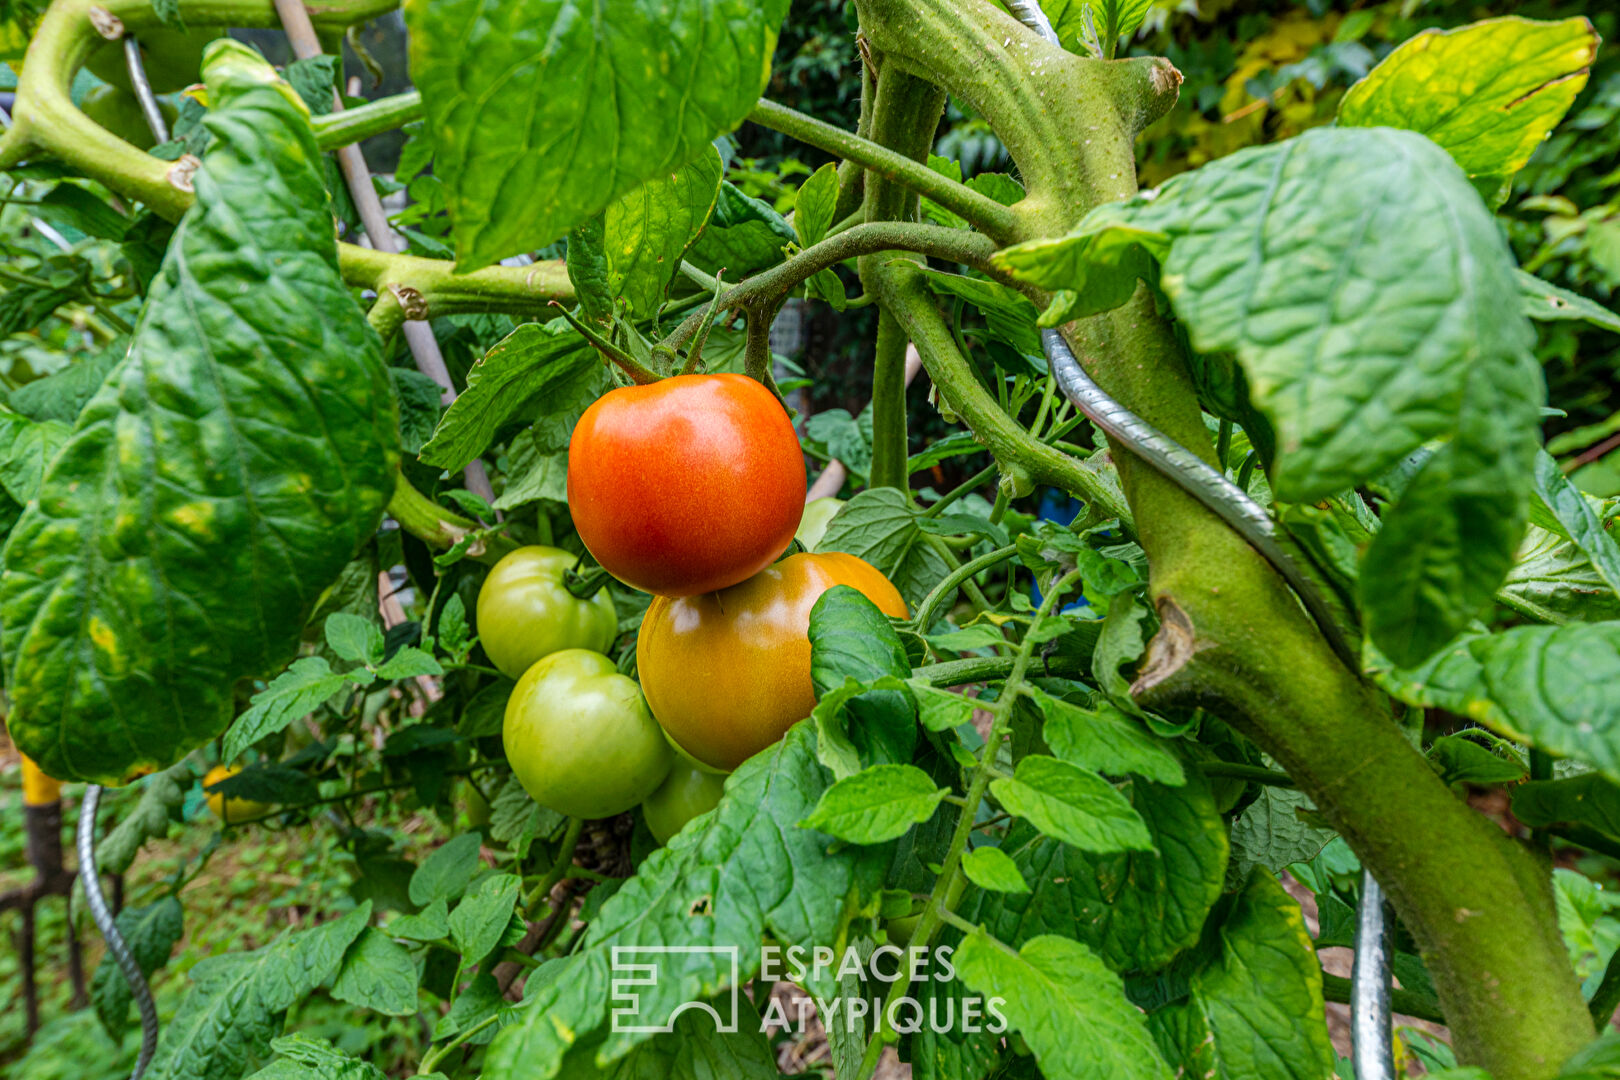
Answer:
[750, 98, 1016, 241]
[870, 311, 911, 490]
[853, 0, 1178, 242]
[859, 66, 944, 492]
[876, 263, 1133, 526]
[867, 0, 1593, 1072]
[662, 221, 997, 353]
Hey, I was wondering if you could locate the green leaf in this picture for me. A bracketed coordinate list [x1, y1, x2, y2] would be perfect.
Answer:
[405, 0, 787, 269]
[388, 897, 450, 942]
[686, 182, 796, 279]
[92, 896, 183, 1039]
[1338, 17, 1597, 181]
[799, 763, 947, 844]
[990, 755, 1152, 853]
[794, 162, 841, 248]
[954, 932, 1172, 1080]
[493, 366, 609, 512]
[605, 148, 723, 317]
[7, 349, 119, 425]
[437, 593, 472, 660]
[1428, 731, 1528, 787]
[324, 613, 384, 666]
[907, 677, 977, 732]
[330, 928, 419, 1016]
[1097, 0, 1151, 44]
[148, 903, 371, 1080]
[968, 775, 1227, 973]
[1151, 872, 1336, 1080]
[0, 52, 398, 785]
[0, 412, 70, 505]
[391, 367, 444, 456]
[433, 973, 511, 1043]
[36, 183, 130, 240]
[1514, 774, 1620, 844]
[1519, 269, 1620, 335]
[96, 762, 191, 875]
[960, 846, 1029, 893]
[419, 322, 597, 473]
[223, 658, 347, 761]
[284, 55, 339, 116]
[1226, 786, 1335, 886]
[1499, 522, 1620, 625]
[808, 584, 911, 690]
[921, 155, 968, 230]
[994, 127, 1541, 666]
[449, 872, 521, 969]
[247, 1034, 389, 1080]
[482, 725, 886, 1079]
[918, 267, 1043, 358]
[807, 674, 920, 782]
[409, 831, 485, 907]
[375, 646, 444, 681]
[567, 216, 614, 325]
[818, 488, 954, 610]
[1532, 452, 1620, 597]
[1030, 688, 1184, 785]
[551, 992, 781, 1079]
[1093, 589, 1151, 714]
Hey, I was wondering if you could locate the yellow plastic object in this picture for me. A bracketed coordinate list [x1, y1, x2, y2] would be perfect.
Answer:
[21, 753, 62, 806]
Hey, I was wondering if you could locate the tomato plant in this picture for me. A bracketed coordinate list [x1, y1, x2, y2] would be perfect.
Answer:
[0, 2, 1617, 1080]
[567, 373, 807, 596]
[638, 551, 908, 771]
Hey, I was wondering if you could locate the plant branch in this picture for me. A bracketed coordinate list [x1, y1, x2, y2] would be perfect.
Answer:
[874, 262, 1134, 527]
[856, 570, 1081, 1080]
[911, 543, 1018, 633]
[661, 221, 998, 354]
[1197, 762, 1297, 788]
[749, 97, 1017, 240]
[313, 89, 424, 150]
[386, 471, 514, 564]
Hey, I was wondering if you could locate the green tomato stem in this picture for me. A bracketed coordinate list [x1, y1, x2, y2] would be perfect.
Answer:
[660, 222, 999, 355]
[524, 817, 584, 915]
[1197, 762, 1296, 788]
[748, 97, 1017, 241]
[313, 89, 423, 150]
[855, 568, 1082, 1080]
[417, 1011, 501, 1074]
[909, 543, 1018, 633]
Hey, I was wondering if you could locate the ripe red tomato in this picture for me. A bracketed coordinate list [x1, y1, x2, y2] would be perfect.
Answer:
[567, 374, 806, 596]
[636, 552, 907, 771]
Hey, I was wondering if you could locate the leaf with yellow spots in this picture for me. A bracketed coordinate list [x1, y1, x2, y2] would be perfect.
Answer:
[0, 42, 397, 785]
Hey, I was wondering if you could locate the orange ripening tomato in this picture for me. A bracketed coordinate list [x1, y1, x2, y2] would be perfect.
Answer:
[567, 374, 806, 596]
[637, 552, 907, 771]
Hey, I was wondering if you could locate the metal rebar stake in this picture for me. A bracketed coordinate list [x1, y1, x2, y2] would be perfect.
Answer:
[79, 785, 160, 1080]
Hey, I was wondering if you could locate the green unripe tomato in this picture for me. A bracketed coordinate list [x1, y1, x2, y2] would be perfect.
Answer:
[477, 546, 618, 680]
[642, 759, 726, 844]
[87, 26, 225, 94]
[459, 778, 492, 828]
[795, 497, 844, 553]
[80, 84, 178, 150]
[503, 649, 672, 819]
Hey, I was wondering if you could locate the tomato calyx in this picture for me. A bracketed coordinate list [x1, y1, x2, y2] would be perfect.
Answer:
[549, 302, 661, 385]
[562, 560, 613, 600]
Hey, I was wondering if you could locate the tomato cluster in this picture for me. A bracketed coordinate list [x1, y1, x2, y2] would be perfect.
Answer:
[482, 373, 905, 844]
